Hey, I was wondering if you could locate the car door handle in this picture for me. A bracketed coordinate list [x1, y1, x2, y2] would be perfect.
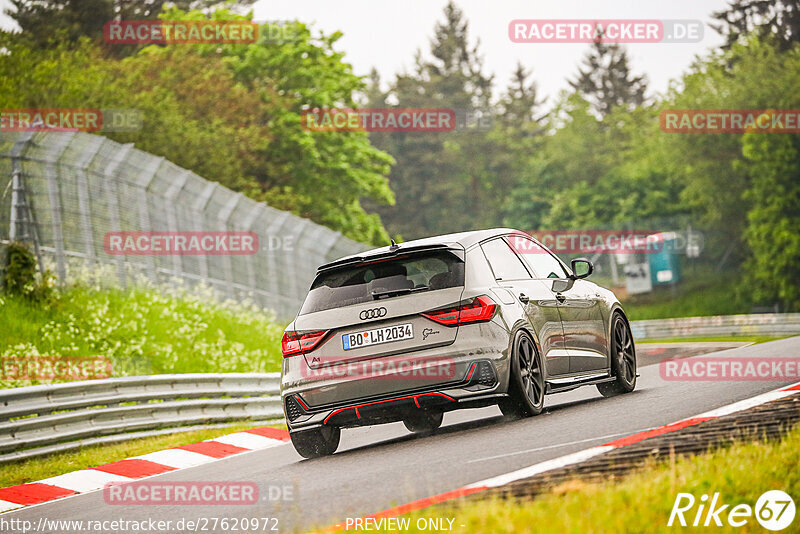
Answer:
[518, 293, 530, 304]
[555, 293, 566, 303]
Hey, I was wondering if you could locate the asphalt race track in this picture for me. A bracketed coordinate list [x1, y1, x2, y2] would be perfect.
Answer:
[8, 337, 800, 533]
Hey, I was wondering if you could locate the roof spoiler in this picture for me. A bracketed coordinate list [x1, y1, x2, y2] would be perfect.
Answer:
[317, 243, 462, 273]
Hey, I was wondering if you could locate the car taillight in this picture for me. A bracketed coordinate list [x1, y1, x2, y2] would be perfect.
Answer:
[281, 330, 329, 357]
[422, 295, 497, 326]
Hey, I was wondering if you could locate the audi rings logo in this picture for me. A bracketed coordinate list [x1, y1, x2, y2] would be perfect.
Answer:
[359, 307, 387, 321]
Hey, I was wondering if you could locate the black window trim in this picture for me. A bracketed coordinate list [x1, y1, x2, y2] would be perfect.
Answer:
[503, 233, 573, 280]
[479, 236, 534, 281]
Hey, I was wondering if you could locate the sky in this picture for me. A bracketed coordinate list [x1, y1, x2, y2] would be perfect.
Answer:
[248, 0, 731, 102]
[0, 0, 732, 104]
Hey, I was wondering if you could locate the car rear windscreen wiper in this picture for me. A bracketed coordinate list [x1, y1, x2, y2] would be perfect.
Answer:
[371, 285, 429, 300]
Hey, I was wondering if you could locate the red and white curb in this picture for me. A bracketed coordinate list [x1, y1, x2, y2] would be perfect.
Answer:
[0, 426, 290, 514]
[327, 381, 800, 530]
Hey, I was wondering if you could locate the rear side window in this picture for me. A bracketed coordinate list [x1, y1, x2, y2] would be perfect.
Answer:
[481, 238, 531, 281]
[300, 251, 465, 314]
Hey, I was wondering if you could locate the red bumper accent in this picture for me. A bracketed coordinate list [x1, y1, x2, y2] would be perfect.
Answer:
[323, 392, 456, 425]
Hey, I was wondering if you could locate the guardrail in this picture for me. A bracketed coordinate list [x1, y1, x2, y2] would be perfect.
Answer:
[631, 313, 800, 340]
[0, 373, 283, 464]
[2, 313, 799, 464]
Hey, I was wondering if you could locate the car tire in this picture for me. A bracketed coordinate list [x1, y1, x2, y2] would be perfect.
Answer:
[597, 313, 637, 397]
[290, 426, 340, 459]
[403, 410, 443, 434]
[499, 330, 545, 418]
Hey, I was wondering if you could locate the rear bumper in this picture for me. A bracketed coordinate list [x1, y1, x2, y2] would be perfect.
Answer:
[283, 365, 505, 431]
[281, 319, 511, 431]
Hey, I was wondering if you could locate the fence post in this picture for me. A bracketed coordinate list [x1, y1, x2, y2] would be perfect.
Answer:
[288, 217, 313, 304]
[164, 170, 190, 280]
[192, 181, 217, 281]
[41, 132, 77, 285]
[135, 156, 165, 283]
[263, 210, 291, 312]
[242, 203, 263, 301]
[103, 143, 135, 288]
[218, 192, 243, 300]
[8, 132, 45, 274]
[75, 136, 105, 272]
[9, 162, 20, 242]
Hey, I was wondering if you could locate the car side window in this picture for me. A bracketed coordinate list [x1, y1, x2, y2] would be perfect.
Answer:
[480, 238, 531, 281]
[508, 235, 569, 279]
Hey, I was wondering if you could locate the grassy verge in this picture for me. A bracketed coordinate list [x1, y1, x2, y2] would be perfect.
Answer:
[620, 268, 749, 320]
[0, 421, 286, 488]
[637, 335, 787, 344]
[0, 283, 286, 388]
[382, 424, 800, 534]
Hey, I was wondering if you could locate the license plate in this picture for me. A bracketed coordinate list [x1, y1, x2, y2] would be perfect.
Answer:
[342, 323, 414, 350]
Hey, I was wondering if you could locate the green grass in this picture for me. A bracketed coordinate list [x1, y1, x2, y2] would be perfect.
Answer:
[0, 283, 286, 388]
[0, 422, 285, 488]
[379, 424, 800, 533]
[620, 268, 748, 321]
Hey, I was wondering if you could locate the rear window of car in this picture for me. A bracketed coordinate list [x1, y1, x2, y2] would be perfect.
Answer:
[299, 250, 465, 315]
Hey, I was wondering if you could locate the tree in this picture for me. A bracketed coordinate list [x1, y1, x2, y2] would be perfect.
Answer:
[741, 130, 800, 310]
[0, 8, 397, 245]
[499, 62, 546, 125]
[712, 0, 800, 51]
[189, 10, 395, 244]
[370, 1, 500, 239]
[362, 68, 388, 108]
[569, 39, 647, 117]
[424, 1, 494, 111]
[4, 0, 255, 53]
[6, 0, 113, 47]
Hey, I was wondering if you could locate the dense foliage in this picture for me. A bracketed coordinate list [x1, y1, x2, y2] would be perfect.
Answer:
[0, 7, 394, 245]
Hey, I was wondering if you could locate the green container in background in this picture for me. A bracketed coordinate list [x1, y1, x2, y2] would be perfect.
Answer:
[648, 233, 681, 286]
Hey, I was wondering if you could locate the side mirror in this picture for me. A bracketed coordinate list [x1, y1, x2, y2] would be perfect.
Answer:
[570, 258, 593, 279]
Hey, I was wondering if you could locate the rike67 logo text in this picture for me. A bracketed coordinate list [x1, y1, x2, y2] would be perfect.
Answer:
[669, 490, 795, 531]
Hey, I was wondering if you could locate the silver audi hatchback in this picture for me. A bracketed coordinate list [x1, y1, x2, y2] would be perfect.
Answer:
[281, 228, 636, 458]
